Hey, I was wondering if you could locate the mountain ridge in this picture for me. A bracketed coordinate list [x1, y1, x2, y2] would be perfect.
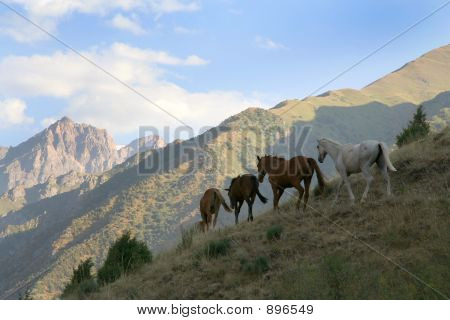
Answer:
[271, 44, 450, 122]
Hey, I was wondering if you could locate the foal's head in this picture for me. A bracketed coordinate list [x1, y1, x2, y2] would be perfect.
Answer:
[256, 155, 267, 183]
[317, 140, 328, 163]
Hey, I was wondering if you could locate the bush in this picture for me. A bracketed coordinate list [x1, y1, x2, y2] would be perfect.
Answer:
[97, 231, 152, 285]
[396, 105, 430, 147]
[266, 225, 283, 241]
[204, 239, 231, 259]
[241, 256, 270, 275]
[61, 258, 97, 298]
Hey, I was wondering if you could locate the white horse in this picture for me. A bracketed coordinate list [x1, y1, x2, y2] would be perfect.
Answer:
[316, 138, 397, 204]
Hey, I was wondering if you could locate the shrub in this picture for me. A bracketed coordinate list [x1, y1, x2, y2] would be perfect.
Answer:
[204, 239, 231, 259]
[266, 225, 283, 241]
[97, 231, 152, 285]
[241, 256, 270, 275]
[61, 258, 97, 298]
[396, 105, 430, 147]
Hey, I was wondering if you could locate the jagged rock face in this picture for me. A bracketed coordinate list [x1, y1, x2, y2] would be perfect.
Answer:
[117, 135, 166, 160]
[0, 170, 104, 205]
[0, 147, 8, 161]
[0, 117, 121, 194]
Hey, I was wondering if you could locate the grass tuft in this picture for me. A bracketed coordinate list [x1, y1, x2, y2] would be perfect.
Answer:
[203, 239, 231, 259]
[266, 225, 283, 241]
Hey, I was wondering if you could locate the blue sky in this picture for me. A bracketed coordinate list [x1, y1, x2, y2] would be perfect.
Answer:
[0, 0, 449, 146]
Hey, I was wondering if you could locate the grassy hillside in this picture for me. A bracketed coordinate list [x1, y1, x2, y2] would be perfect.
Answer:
[89, 128, 449, 300]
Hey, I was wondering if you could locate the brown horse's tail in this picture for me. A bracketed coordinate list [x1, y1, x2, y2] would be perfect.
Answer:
[307, 158, 325, 194]
[251, 176, 268, 204]
[214, 189, 232, 212]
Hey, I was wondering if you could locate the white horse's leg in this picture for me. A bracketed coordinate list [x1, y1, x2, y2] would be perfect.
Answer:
[333, 178, 344, 204]
[377, 153, 392, 196]
[380, 163, 391, 196]
[360, 164, 374, 202]
[341, 173, 355, 204]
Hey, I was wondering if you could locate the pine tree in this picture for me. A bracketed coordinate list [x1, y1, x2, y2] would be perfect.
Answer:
[396, 105, 430, 147]
[61, 258, 97, 298]
[97, 231, 152, 285]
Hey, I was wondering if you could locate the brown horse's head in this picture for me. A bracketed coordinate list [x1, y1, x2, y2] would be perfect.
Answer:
[256, 155, 266, 183]
[317, 140, 328, 163]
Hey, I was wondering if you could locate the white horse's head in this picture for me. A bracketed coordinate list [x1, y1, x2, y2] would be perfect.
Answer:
[317, 139, 328, 163]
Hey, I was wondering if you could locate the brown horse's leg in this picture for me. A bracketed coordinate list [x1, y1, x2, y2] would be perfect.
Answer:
[292, 180, 305, 210]
[271, 184, 280, 212]
[212, 198, 220, 228]
[234, 201, 243, 225]
[205, 215, 209, 232]
[303, 178, 311, 211]
[246, 195, 255, 222]
[277, 188, 285, 210]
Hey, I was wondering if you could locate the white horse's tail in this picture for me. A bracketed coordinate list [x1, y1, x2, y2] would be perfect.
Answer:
[379, 143, 397, 172]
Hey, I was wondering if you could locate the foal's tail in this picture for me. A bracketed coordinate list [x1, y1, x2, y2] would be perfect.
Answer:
[251, 176, 268, 204]
[307, 158, 325, 194]
[214, 189, 232, 212]
[379, 143, 397, 172]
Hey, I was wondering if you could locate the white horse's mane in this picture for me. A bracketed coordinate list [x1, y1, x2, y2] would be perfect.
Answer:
[319, 137, 342, 146]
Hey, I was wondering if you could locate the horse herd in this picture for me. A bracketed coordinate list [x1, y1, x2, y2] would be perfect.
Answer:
[197, 138, 397, 232]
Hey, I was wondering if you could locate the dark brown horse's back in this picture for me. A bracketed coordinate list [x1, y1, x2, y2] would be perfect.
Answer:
[228, 174, 268, 203]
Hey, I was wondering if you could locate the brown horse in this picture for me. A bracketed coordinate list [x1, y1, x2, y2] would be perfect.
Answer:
[225, 174, 268, 225]
[199, 188, 232, 232]
[257, 155, 325, 211]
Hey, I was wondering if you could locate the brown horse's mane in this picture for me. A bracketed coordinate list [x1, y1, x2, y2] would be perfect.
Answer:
[262, 154, 286, 162]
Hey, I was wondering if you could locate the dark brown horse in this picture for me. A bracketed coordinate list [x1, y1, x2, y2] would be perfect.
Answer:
[199, 188, 232, 232]
[225, 174, 268, 225]
[257, 155, 325, 211]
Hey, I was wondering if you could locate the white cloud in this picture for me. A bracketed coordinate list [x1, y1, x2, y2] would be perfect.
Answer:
[4, 0, 200, 17]
[0, 12, 57, 43]
[0, 98, 34, 128]
[110, 13, 146, 35]
[173, 26, 198, 35]
[1, 0, 200, 42]
[148, 0, 200, 13]
[254, 36, 287, 50]
[0, 43, 261, 135]
[111, 42, 208, 65]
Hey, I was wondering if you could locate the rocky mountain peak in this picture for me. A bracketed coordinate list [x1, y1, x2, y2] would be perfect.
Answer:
[0, 117, 122, 194]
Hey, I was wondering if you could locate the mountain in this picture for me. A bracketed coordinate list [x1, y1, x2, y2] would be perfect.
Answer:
[272, 44, 450, 122]
[0, 117, 125, 198]
[0, 147, 8, 161]
[117, 135, 166, 160]
[0, 171, 107, 205]
[0, 45, 449, 299]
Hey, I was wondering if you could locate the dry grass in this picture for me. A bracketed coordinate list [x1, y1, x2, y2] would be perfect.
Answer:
[87, 129, 449, 300]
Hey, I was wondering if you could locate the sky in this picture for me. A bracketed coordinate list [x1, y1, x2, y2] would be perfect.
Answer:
[0, 0, 449, 146]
